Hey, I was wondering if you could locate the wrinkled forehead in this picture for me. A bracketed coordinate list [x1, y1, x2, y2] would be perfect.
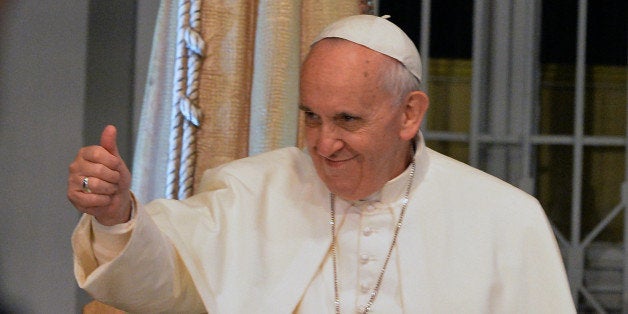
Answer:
[299, 39, 400, 111]
[305, 38, 396, 66]
[301, 39, 395, 87]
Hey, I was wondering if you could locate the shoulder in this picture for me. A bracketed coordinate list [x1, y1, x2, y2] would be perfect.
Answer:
[423, 148, 538, 205]
[415, 148, 556, 248]
[196, 147, 317, 192]
[416, 148, 546, 232]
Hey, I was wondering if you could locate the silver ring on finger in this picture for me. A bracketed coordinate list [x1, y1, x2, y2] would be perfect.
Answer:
[82, 177, 92, 193]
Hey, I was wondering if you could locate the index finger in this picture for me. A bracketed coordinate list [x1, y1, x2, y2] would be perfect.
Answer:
[80, 145, 122, 171]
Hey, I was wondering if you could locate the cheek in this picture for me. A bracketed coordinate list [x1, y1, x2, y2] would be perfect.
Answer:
[360, 133, 399, 162]
[304, 128, 318, 148]
[348, 126, 390, 149]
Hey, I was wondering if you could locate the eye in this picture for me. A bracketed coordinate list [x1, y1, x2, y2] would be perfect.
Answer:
[300, 107, 321, 127]
[304, 110, 317, 119]
[335, 113, 362, 131]
[340, 113, 357, 122]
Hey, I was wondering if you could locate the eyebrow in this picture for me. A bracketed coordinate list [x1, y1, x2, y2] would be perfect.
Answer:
[333, 111, 361, 119]
[299, 105, 360, 117]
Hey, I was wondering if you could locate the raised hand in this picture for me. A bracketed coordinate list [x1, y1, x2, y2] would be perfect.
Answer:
[67, 125, 132, 226]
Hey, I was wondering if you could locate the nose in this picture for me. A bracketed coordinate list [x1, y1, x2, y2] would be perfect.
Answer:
[316, 124, 344, 158]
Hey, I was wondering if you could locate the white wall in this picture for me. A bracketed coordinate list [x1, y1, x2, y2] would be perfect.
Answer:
[0, 1, 158, 312]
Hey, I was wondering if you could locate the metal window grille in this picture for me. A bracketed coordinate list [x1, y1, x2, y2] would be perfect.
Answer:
[376, 0, 628, 312]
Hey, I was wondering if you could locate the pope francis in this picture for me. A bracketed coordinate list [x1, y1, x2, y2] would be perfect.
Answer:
[67, 15, 576, 314]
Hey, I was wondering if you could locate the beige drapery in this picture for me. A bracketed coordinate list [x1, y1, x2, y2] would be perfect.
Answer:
[194, 0, 361, 189]
[132, 0, 361, 201]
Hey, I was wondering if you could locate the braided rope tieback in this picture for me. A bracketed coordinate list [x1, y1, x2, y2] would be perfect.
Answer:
[166, 0, 205, 200]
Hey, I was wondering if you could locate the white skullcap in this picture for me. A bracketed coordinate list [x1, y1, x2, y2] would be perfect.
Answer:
[312, 15, 422, 83]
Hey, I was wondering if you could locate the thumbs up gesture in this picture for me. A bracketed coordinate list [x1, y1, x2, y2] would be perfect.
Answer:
[68, 125, 132, 226]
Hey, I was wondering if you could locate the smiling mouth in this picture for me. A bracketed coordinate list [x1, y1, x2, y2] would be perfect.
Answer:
[322, 155, 357, 167]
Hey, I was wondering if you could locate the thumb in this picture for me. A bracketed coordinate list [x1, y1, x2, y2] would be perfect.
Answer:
[100, 125, 120, 157]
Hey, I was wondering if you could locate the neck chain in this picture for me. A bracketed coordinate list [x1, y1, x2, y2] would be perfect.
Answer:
[329, 160, 416, 314]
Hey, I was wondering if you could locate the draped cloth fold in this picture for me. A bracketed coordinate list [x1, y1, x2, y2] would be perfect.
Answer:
[132, 0, 179, 203]
[132, 0, 360, 200]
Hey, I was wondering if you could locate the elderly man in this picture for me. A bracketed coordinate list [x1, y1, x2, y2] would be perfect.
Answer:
[68, 15, 575, 313]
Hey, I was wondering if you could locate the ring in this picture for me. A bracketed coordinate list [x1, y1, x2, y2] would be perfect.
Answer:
[82, 177, 92, 193]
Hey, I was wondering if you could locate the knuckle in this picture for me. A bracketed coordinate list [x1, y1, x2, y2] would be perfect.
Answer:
[68, 162, 78, 173]
[92, 163, 107, 177]
[83, 145, 103, 162]
[79, 146, 94, 160]
[77, 146, 87, 155]
[111, 171, 121, 182]
[91, 147, 104, 160]
[67, 190, 75, 202]
[88, 177, 99, 191]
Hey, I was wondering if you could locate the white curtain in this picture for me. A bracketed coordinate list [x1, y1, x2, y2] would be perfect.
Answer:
[131, 0, 178, 203]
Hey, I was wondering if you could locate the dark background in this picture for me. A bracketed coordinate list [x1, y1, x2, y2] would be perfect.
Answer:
[379, 0, 627, 65]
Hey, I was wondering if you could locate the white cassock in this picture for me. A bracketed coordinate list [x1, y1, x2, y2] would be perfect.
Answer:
[72, 135, 576, 313]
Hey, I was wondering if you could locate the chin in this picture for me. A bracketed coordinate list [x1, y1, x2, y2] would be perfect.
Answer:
[327, 182, 366, 201]
[325, 180, 351, 197]
[315, 165, 364, 199]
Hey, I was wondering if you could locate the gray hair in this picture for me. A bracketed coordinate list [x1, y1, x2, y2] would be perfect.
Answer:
[379, 59, 422, 105]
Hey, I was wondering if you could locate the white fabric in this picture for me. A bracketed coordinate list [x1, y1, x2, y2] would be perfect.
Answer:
[132, 0, 179, 203]
[91, 216, 134, 266]
[298, 196, 407, 313]
[91, 198, 137, 265]
[313, 15, 422, 82]
[73, 136, 575, 313]
[91, 163, 411, 313]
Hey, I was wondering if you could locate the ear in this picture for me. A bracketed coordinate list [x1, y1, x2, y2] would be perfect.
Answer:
[399, 91, 429, 141]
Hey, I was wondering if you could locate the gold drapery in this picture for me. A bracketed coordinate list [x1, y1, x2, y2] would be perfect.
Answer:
[193, 0, 360, 190]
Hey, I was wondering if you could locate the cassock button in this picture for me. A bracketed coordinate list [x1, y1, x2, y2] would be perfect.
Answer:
[366, 204, 375, 212]
[360, 282, 371, 294]
[362, 226, 373, 236]
[359, 253, 370, 264]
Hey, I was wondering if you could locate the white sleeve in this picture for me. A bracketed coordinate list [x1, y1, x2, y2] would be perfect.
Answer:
[90, 208, 135, 265]
[72, 200, 205, 312]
